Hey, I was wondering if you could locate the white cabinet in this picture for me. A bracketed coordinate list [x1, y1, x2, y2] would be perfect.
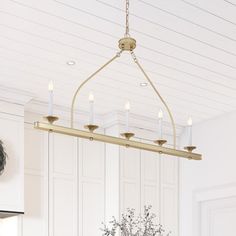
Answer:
[160, 155, 179, 235]
[119, 148, 179, 234]
[140, 150, 160, 219]
[107, 125, 179, 235]
[49, 133, 78, 236]
[120, 147, 141, 212]
[23, 118, 106, 236]
[78, 138, 105, 236]
[23, 123, 47, 236]
[0, 102, 24, 213]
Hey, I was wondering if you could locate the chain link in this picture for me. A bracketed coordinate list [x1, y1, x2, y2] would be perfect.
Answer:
[125, 0, 130, 37]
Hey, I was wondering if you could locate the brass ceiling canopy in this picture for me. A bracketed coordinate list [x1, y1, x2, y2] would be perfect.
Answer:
[119, 37, 136, 51]
[34, 0, 202, 161]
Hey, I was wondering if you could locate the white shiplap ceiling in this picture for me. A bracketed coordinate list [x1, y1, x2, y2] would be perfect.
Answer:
[1, 0, 236, 126]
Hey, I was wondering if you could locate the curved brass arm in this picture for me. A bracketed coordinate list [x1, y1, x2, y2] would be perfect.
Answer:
[70, 49, 176, 149]
[70, 51, 122, 128]
[130, 51, 177, 149]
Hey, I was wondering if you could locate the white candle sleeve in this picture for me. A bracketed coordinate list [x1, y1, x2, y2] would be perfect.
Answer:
[89, 101, 94, 124]
[48, 90, 53, 116]
[125, 110, 129, 132]
[158, 118, 163, 139]
[188, 125, 192, 146]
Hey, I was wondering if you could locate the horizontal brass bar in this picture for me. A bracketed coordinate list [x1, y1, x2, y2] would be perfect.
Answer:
[34, 122, 202, 160]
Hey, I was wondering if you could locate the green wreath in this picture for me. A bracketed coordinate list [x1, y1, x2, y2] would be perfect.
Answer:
[0, 140, 7, 174]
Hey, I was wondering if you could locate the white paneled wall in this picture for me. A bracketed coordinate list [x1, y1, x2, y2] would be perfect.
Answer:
[78, 139, 105, 236]
[23, 115, 179, 236]
[24, 116, 106, 236]
[200, 197, 236, 236]
[120, 147, 141, 213]
[23, 123, 47, 236]
[49, 133, 77, 236]
[119, 147, 178, 234]
[141, 150, 160, 220]
[160, 156, 179, 235]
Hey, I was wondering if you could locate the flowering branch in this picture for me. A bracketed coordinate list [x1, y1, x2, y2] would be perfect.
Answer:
[101, 206, 171, 236]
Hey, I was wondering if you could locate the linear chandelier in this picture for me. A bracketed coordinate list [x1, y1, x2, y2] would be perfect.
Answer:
[34, 0, 202, 161]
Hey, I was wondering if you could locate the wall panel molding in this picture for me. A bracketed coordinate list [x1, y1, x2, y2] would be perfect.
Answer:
[193, 183, 236, 236]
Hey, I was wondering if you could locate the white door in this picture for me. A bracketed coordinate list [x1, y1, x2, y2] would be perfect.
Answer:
[201, 197, 236, 236]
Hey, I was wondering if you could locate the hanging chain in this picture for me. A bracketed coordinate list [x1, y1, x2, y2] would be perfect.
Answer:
[125, 0, 130, 37]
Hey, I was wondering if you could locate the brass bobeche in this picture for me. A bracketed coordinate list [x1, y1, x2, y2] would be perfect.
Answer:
[44, 115, 59, 124]
[154, 139, 167, 146]
[120, 132, 135, 140]
[84, 124, 99, 133]
[184, 146, 197, 153]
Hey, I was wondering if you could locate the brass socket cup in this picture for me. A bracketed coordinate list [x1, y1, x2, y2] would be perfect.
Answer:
[184, 146, 197, 153]
[154, 139, 167, 146]
[44, 116, 59, 124]
[120, 132, 135, 140]
[84, 124, 99, 133]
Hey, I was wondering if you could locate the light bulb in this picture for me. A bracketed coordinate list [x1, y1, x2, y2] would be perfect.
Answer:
[158, 109, 163, 119]
[125, 101, 130, 111]
[140, 82, 148, 87]
[48, 80, 54, 91]
[66, 60, 76, 66]
[89, 92, 94, 102]
[187, 117, 192, 126]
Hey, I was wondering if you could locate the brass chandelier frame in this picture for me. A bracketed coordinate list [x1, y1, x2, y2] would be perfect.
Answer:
[34, 0, 202, 161]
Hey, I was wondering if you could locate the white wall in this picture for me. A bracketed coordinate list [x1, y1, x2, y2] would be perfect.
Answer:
[179, 111, 236, 236]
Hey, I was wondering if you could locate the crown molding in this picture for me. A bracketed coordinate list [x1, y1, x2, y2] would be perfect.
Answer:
[0, 86, 34, 117]
[0, 86, 33, 105]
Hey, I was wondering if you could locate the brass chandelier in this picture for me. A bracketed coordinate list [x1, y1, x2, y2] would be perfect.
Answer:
[34, 0, 202, 161]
